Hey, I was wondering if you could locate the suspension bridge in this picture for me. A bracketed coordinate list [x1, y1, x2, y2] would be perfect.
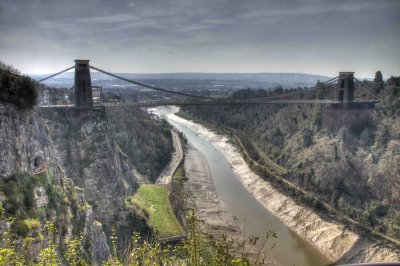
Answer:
[37, 59, 381, 108]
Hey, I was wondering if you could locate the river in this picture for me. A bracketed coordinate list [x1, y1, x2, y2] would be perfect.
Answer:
[151, 107, 331, 266]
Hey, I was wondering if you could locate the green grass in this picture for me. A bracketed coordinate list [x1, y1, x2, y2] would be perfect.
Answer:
[130, 184, 183, 238]
[173, 166, 187, 183]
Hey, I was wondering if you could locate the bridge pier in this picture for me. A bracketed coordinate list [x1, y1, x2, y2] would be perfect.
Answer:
[74, 59, 93, 107]
[336, 72, 354, 102]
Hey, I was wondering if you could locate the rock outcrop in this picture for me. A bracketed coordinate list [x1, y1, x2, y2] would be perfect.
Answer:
[0, 104, 173, 263]
[41, 107, 143, 240]
[41, 106, 173, 242]
[0, 104, 110, 263]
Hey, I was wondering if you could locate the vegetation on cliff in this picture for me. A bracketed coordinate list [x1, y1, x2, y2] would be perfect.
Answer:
[105, 108, 173, 181]
[1, 210, 275, 265]
[0, 62, 37, 110]
[0, 168, 110, 264]
[40, 105, 174, 247]
[181, 78, 400, 240]
[0, 63, 174, 263]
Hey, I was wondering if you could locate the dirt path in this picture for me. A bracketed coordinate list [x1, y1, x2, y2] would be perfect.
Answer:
[156, 129, 183, 184]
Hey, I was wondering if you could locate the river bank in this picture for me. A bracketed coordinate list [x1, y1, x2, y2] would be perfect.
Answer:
[184, 146, 243, 238]
[166, 107, 400, 264]
[151, 110, 245, 242]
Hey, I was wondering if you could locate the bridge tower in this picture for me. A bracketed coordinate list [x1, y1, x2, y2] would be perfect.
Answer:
[336, 72, 354, 102]
[74, 59, 93, 107]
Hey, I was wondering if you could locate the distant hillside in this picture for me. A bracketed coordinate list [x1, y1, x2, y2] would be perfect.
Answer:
[30, 72, 331, 90]
[181, 81, 400, 240]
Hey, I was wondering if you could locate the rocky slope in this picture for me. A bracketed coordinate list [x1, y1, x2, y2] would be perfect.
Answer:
[0, 104, 110, 263]
[182, 86, 400, 239]
[168, 111, 400, 263]
[0, 104, 174, 263]
[41, 106, 173, 244]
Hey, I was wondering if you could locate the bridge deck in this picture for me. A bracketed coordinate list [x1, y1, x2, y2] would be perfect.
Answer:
[38, 99, 379, 109]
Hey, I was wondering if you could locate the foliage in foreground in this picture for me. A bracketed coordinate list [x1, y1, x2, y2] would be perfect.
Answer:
[0, 210, 276, 265]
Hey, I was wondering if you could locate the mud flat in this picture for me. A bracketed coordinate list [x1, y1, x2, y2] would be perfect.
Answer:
[167, 110, 400, 264]
[184, 146, 242, 238]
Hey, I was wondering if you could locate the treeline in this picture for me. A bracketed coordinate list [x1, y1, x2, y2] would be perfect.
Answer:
[231, 86, 314, 99]
[0, 62, 37, 110]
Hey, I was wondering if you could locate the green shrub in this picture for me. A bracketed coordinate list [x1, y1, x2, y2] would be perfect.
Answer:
[12, 220, 29, 236]
[24, 218, 40, 230]
[0, 202, 4, 218]
[11, 219, 37, 237]
[302, 128, 314, 147]
[374, 204, 389, 217]
[0, 174, 41, 217]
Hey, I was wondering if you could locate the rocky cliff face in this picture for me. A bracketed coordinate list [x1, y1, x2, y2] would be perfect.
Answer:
[0, 105, 52, 177]
[105, 107, 173, 182]
[41, 107, 145, 241]
[0, 104, 110, 263]
[41, 106, 172, 242]
[0, 104, 174, 263]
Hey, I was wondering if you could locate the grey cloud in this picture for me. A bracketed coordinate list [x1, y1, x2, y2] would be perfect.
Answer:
[0, 0, 399, 77]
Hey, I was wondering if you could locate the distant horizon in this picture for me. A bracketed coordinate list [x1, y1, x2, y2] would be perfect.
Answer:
[29, 71, 332, 76]
[28, 70, 381, 81]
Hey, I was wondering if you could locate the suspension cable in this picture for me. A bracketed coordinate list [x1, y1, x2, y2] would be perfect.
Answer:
[38, 66, 75, 82]
[323, 77, 339, 85]
[260, 76, 339, 100]
[321, 76, 339, 85]
[89, 65, 210, 99]
[354, 78, 381, 100]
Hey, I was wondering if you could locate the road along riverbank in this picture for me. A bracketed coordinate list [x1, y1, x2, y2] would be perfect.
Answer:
[156, 129, 184, 185]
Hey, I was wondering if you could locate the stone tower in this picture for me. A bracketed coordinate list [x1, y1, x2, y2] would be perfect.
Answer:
[74, 59, 93, 107]
[336, 72, 355, 102]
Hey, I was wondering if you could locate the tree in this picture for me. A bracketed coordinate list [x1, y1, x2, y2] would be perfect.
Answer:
[0, 61, 20, 75]
[374, 71, 384, 90]
[387, 76, 400, 87]
[273, 86, 284, 95]
[316, 88, 324, 100]
[0, 63, 38, 110]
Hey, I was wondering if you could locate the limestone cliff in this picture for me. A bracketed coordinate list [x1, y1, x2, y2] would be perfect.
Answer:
[41, 107, 143, 241]
[0, 104, 174, 263]
[41, 106, 173, 242]
[0, 104, 110, 263]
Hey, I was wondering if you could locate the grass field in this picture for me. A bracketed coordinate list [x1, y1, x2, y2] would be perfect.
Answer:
[129, 184, 183, 237]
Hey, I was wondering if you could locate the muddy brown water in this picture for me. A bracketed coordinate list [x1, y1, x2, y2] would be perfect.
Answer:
[151, 107, 331, 266]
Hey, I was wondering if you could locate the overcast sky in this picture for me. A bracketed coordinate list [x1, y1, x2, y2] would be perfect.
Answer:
[0, 0, 399, 77]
